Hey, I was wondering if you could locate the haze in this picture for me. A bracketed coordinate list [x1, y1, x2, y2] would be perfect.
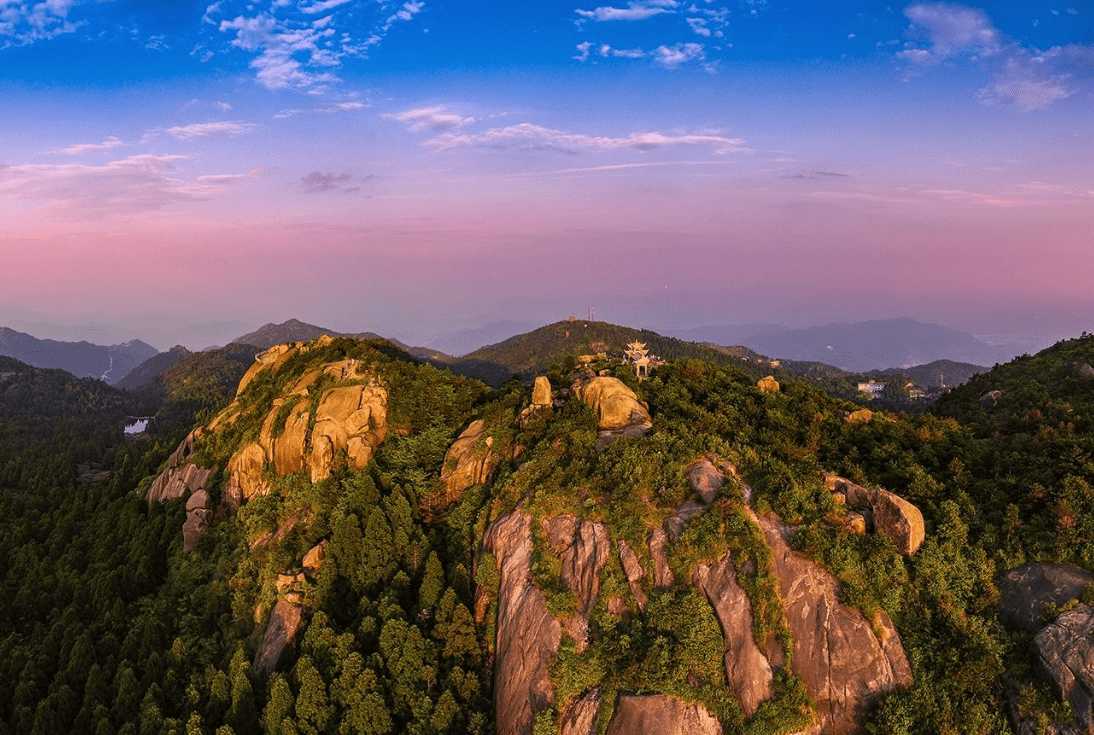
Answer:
[1, 0, 1091, 351]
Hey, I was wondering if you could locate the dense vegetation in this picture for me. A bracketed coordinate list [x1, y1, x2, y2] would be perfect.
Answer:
[2, 332, 1094, 734]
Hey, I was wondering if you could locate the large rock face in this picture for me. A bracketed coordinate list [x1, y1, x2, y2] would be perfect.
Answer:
[485, 511, 562, 735]
[693, 556, 774, 717]
[573, 376, 652, 432]
[440, 419, 495, 504]
[147, 463, 212, 505]
[758, 513, 912, 734]
[1000, 562, 1094, 632]
[1034, 605, 1094, 730]
[227, 443, 268, 508]
[604, 694, 722, 735]
[547, 516, 610, 651]
[309, 384, 388, 481]
[147, 430, 211, 505]
[253, 599, 305, 675]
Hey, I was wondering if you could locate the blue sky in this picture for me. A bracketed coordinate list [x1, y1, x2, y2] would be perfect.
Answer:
[0, 1, 1091, 349]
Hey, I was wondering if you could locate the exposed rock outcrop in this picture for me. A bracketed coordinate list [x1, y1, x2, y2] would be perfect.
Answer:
[440, 419, 495, 504]
[1078, 363, 1094, 381]
[237, 344, 297, 397]
[303, 540, 328, 574]
[1000, 562, 1094, 632]
[693, 555, 774, 717]
[560, 687, 602, 735]
[649, 528, 675, 589]
[147, 430, 211, 505]
[182, 489, 214, 552]
[485, 511, 562, 735]
[226, 443, 268, 509]
[253, 599, 305, 675]
[684, 459, 726, 504]
[618, 541, 648, 611]
[758, 513, 912, 734]
[824, 475, 924, 556]
[842, 409, 873, 424]
[547, 516, 610, 650]
[147, 462, 212, 505]
[309, 384, 388, 481]
[1034, 604, 1094, 731]
[757, 375, 780, 394]
[533, 376, 553, 407]
[604, 694, 722, 735]
[573, 376, 652, 433]
[980, 390, 1002, 409]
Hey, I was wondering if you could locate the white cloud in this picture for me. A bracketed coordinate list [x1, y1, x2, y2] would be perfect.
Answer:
[421, 122, 745, 155]
[901, 2, 1002, 64]
[215, 101, 233, 111]
[165, 121, 257, 139]
[576, 1, 677, 22]
[978, 44, 1093, 109]
[0, 154, 249, 215]
[385, 105, 475, 132]
[57, 136, 125, 155]
[0, 0, 84, 47]
[653, 42, 705, 68]
[208, 0, 425, 91]
[898, 3, 1093, 109]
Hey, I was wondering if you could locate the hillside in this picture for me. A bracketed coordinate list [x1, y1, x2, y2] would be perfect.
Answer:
[438, 319, 774, 385]
[230, 318, 385, 350]
[868, 358, 986, 390]
[0, 326, 158, 384]
[5, 332, 1094, 734]
[116, 345, 193, 390]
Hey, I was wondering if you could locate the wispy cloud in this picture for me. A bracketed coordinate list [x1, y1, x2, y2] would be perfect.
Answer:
[301, 171, 358, 192]
[273, 101, 368, 118]
[419, 122, 746, 155]
[165, 121, 257, 139]
[576, 0, 678, 22]
[0, 154, 251, 215]
[0, 0, 85, 47]
[57, 137, 126, 155]
[653, 42, 705, 68]
[385, 105, 475, 132]
[897, 3, 1093, 109]
[207, 0, 425, 91]
[898, 3, 1001, 65]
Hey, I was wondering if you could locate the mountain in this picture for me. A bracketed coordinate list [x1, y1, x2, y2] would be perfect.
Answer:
[732, 317, 1007, 372]
[867, 359, 986, 389]
[0, 326, 158, 384]
[435, 319, 772, 385]
[115, 345, 194, 390]
[8, 329, 1094, 734]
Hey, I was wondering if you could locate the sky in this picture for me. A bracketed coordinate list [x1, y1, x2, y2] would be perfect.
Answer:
[0, 0, 1091, 350]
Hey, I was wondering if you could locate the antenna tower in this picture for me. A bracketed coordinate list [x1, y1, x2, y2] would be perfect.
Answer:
[588, 306, 596, 322]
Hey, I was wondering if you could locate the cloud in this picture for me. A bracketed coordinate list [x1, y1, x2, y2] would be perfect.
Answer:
[273, 101, 368, 118]
[385, 105, 475, 132]
[165, 121, 257, 139]
[208, 1, 425, 91]
[0, 154, 250, 215]
[58, 136, 125, 155]
[301, 171, 359, 192]
[653, 42, 705, 68]
[421, 122, 746, 155]
[216, 101, 232, 111]
[897, 3, 1093, 109]
[900, 3, 1002, 64]
[576, 1, 678, 22]
[0, 0, 84, 47]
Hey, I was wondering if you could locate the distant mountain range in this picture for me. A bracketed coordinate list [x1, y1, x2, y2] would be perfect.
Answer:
[679, 317, 1004, 373]
[1, 316, 999, 392]
[0, 327, 157, 385]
